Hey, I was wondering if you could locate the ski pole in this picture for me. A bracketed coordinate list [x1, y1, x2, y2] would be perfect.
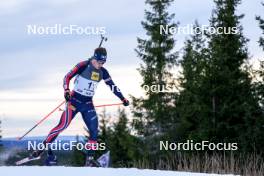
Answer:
[17, 100, 66, 140]
[58, 102, 123, 111]
[17, 101, 122, 140]
[95, 102, 122, 108]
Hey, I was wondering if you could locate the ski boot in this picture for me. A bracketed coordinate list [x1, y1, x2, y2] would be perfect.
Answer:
[85, 156, 100, 167]
[45, 150, 57, 166]
[30, 149, 44, 159]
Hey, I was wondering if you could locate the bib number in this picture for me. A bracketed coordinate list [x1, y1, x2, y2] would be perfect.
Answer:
[74, 76, 98, 96]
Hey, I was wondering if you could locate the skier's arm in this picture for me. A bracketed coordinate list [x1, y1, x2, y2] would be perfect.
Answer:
[63, 60, 88, 90]
[102, 67, 126, 101]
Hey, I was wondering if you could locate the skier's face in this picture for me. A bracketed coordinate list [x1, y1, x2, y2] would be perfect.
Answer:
[92, 59, 105, 69]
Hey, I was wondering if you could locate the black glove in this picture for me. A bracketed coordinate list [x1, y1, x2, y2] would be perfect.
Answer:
[122, 98, 129, 106]
[64, 89, 71, 101]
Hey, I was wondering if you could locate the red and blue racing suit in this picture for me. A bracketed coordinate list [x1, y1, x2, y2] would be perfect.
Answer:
[43, 59, 125, 150]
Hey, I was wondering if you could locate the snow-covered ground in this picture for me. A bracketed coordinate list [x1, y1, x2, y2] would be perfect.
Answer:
[0, 167, 238, 176]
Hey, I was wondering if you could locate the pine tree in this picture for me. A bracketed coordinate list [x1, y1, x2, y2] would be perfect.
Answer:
[131, 0, 178, 152]
[98, 108, 111, 144]
[97, 108, 113, 159]
[109, 108, 137, 167]
[177, 21, 210, 141]
[201, 0, 264, 151]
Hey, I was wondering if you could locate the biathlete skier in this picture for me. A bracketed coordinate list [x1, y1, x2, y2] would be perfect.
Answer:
[32, 47, 129, 166]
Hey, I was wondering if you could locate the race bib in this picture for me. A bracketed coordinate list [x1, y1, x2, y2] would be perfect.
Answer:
[73, 75, 98, 97]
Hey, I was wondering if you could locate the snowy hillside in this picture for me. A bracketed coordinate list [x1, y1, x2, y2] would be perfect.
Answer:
[0, 167, 237, 176]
